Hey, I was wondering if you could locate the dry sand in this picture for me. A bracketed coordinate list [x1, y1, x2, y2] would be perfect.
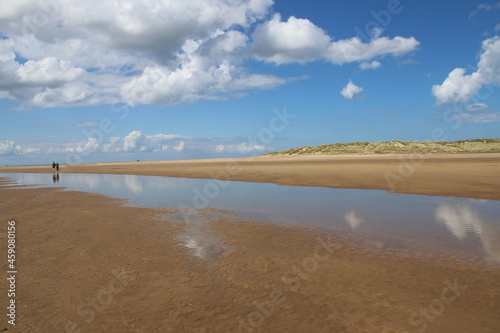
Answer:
[1, 154, 499, 332]
[2, 153, 500, 200]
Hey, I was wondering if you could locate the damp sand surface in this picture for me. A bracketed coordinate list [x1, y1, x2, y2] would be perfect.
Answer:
[0, 180, 499, 332]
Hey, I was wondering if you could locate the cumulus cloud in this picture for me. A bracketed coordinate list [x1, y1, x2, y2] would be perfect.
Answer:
[1, 131, 271, 163]
[325, 35, 419, 65]
[452, 110, 500, 123]
[251, 14, 419, 65]
[467, 111, 500, 123]
[0, 1, 420, 107]
[69, 121, 101, 128]
[466, 103, 488, 111]
[0, 0, 275, 106]
[214, 142, 267, 154]
[469, 2, 500, 19]
[0, 0, 280, 107]
[432, 37, 500, 104]
[359, 60, 381, 71]
[0, 140, 40, 156]
[340, 80, 363, 100]
[251, 14, 332, 64]
[121, 60, 287, 105]
[97, 131, 192, 154]
[15, 57, 85, 85]
[0, 140, 18, 156]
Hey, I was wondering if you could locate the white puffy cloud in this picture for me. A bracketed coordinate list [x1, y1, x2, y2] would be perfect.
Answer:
[431, 68, 485, 105]
[1, 131, 271, 163]
[100, 131, 191, 153]
[0, 0, 279, 107]
[15, 57, 85, 85]
[359, 60, 381, 71]
[214, 143, 267, 154]
[0, 0, 420, 107]
[70, 121, 101, 128]
[469, 2, 500, 19]
[325, 35, 419, 65]
[0, 140, 18, 156]
[466, 103, 488, 111]
[121, 60, 287, 105]
[0, 0, 272, 50]
[340, 80, 363, 100]
[466, 111, 500, 123]
[251, 14, 419, 65]
[452, 110, 500, 123]
[432, 37, 500, 104]
[173, 141, 186, 152]
[0, 140, 40, 156]
[251, 14, 332, 64]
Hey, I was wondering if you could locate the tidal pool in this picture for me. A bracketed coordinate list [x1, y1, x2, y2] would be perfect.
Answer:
[1, 172, 499, 265]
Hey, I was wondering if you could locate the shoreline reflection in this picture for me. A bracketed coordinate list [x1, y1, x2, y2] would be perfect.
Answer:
[1, 173, 499, 264]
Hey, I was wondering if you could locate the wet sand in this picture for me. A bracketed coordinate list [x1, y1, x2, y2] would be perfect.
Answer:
[1, 179, 499, 332]
[2, 153, 500, 200]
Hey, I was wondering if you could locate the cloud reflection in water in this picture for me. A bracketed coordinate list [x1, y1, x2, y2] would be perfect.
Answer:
[435, 201, 500, 264]
[176, 210, 226, 261]
[344, 209, 366, 230]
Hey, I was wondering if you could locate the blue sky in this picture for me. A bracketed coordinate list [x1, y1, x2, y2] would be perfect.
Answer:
[1, 0, 500, 165]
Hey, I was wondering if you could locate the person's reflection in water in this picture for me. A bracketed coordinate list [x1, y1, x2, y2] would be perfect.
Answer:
[52, 173, 60, 184]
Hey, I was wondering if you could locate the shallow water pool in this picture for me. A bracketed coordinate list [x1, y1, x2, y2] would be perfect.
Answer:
[1, 172, 499, 265]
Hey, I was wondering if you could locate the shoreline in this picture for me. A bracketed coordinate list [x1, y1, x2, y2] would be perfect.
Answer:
[1, 181, 499, 332]
[1, 153, 500, 200]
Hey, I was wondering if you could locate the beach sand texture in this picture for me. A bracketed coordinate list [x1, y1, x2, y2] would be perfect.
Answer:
[1, 154, 499, 332]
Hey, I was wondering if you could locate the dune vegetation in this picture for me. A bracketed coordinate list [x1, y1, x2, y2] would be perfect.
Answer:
[262, 138, 500, 156]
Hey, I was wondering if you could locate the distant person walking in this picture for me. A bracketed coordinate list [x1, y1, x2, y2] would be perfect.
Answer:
[55, 162, 60, 172]
[52, 161, 56, 172]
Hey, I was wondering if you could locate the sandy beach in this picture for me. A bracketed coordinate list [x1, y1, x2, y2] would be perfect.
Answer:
[2, 0, 499, 331]
[1, 154, 500, 332]
[1, 180, 499, 332]
[2, 153, 500, 200]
